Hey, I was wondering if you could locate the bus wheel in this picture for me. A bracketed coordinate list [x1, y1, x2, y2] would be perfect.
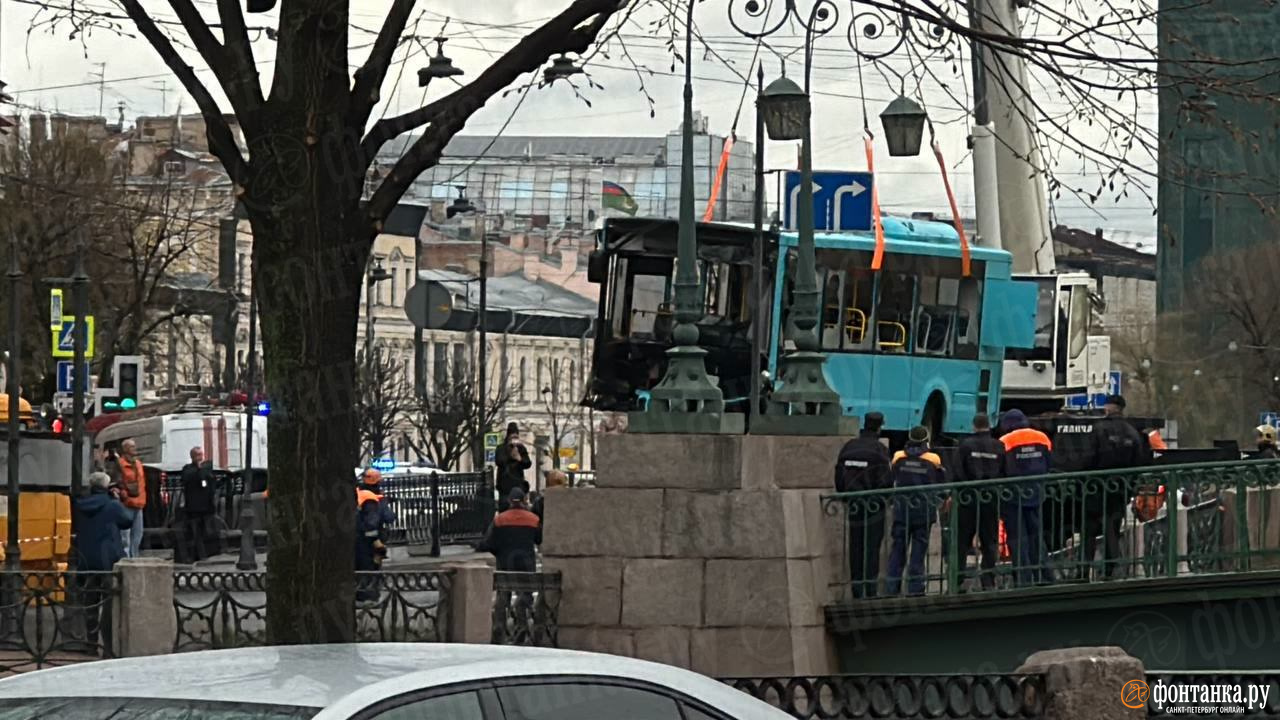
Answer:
[922, 394, 945, 441]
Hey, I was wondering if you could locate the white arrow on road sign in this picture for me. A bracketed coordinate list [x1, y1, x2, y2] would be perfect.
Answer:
[787, 181, 823, 230]
[832, 181, 868, 230]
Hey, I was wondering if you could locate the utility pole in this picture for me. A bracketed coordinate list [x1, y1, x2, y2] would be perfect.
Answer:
[70, 236, 88, 504]
[475, 231, 488, 470]
[92, 63, 106, 117]
[5, 236, 21, 572]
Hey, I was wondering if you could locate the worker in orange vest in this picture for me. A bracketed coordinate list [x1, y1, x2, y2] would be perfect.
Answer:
[108, 439, 147, 558]
[355, 469, 395, 601]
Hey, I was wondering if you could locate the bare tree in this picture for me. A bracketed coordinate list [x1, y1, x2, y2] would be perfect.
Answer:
[409, 355, 512, 472]
[354, 346, 414, 461]
[538, 358, 587, 470]
[0, 132, 213, 395]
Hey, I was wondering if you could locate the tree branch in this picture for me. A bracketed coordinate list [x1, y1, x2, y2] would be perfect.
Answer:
[120, 0, 250, 186]
[215, 0, 265, 116]
[349, 0, 417, 140]
[363, 0, 625, 218]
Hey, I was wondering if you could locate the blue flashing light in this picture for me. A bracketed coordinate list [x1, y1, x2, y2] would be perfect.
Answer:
[371, 456, 397, 473]
[256, 401, 271, 416]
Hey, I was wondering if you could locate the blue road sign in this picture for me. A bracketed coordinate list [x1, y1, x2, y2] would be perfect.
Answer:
[783, 170, 874, 232]
[55, 361, 90, 394]
[485, 448, 497, 465]
[1261, 412, 1279, 429]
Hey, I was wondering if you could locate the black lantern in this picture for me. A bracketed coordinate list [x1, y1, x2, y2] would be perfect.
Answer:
[758, 75, 808, 141]
[544, 55, 584, 84]
[879, 95, 928, 157]
[447, 186, 477, 219]
[419, 37, 464, 87]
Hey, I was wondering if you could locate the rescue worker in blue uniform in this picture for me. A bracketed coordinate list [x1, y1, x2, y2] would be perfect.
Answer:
[833, 412, 892, 598]
[886, 426, 945, 596]
[953, 413, 1005, 591]
[355, 469, 396, 602]
[1084, 394, 1149, 580]
[999, 409, 1054, 586]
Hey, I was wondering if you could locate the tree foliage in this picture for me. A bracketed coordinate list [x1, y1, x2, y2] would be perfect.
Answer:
[353, 345, 415, 461]
[409, 354, 512, 472]
[0, 132, 214, 395]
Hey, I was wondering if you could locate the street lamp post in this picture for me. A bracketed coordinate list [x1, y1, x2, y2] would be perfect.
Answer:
[629, 0, 743, 436]
[365, 260, 392, 355]
[734, 0, 848, 436]
[236, 292, 258, 571]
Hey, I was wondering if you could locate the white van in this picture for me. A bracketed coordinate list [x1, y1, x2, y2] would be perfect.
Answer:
[93, 410, 268, 474]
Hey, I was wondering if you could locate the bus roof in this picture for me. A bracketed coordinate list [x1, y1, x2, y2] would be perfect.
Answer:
[780, 217, 1011, 263]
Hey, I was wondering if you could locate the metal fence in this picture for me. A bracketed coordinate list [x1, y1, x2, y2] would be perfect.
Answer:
[491, 571, 560, 647]
[378, 470, 495, 555]
[724, 674, 1046, 719]
[173, 569, 453, 652]
[823, 459, 1280, 600]
[0, 570, 118, 675]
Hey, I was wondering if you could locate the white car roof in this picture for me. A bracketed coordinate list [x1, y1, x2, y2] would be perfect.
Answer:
[0, 644, 788, 719]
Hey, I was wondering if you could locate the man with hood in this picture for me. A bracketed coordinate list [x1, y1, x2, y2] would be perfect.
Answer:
[834, 411, 892, 598]
[999, 409, 1054, 586]
[1084, 394, 1149, 580]
[73, 471, 134, 653]
[885, 426, 944, 596]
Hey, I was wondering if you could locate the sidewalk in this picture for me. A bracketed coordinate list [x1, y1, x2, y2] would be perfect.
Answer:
[145, 544, 492, 572]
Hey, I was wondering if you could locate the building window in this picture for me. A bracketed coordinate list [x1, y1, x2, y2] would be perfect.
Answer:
[536, 357, 544, 395]
[569, 360, 577, 402]
[453, 343, 468, 384]
[237, 253, 246, 294]
[433, 343, 448, 388]
[403, 268, 412, 301]
[519, 357, 527, 401]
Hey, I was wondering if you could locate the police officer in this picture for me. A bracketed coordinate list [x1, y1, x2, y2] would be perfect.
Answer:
[953, 413, 1004, 591]
[834, 411, 892, 598]
[1254, 425, 1278, 459]
[885, 426, 944, 597]
[1085, 394, 1150, 581]
[999, 409, 1054, 587]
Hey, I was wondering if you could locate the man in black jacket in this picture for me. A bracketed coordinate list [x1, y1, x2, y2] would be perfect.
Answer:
[495, 422, 532, 510]
[952, 414, 1004, 591]
[1085, 394, 1150, 580]
[833, 411, 891, 598]
[480, 488, 542, 571]
[73, 471, 134, 654]
[179, 447, 216, 563]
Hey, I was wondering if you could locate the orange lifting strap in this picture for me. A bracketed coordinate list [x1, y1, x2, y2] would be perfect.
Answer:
[932, 140, 972, 277]
[865, 137, 887, 271]
[703, 136, 736, 222]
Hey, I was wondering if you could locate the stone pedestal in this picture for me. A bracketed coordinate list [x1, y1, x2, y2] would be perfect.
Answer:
[542, 433, 844, 677]
[1017, 647, 1145, 720]
[115, 558, 177, 657]
[443, 561, 495, 644]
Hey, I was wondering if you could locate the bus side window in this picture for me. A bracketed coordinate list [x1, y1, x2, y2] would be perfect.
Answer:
[955, 275, 982, 359]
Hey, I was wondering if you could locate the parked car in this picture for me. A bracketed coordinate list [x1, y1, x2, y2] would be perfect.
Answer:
[0, 643, 789, 719]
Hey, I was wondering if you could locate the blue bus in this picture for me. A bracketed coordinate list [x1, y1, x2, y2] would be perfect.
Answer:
[586, 216, 1037, 436]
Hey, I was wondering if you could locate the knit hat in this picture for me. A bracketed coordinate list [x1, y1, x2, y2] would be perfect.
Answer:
[907, 425, 930, 444]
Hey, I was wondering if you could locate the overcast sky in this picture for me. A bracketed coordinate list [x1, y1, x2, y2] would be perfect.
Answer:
[1, 0, 1157, 236]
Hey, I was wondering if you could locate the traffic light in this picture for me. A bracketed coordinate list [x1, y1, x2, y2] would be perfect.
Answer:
[101, 359, 140, 413]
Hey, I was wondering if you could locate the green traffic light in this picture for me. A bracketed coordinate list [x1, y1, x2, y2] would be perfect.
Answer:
[121, 398, 137, 409]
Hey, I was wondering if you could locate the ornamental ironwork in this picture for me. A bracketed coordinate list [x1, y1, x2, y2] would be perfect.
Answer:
[492, 571, 561, 647]
[0, 570, 118, 674]
[724, 674, 1046, 719]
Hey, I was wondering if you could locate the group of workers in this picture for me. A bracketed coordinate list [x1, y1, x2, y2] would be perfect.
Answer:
[834, 395, 1151, 598]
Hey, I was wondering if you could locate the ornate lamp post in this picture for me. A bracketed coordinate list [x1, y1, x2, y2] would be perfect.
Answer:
[731, 0, 941, 435]
[629, 0, 743, 435]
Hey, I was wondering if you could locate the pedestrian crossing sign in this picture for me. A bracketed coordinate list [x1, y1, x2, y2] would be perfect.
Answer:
[484, 432, 501, 449]
[51, 316, 94, 358]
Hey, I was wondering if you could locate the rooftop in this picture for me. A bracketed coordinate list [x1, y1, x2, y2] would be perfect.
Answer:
[381, 134, 667, 163]
[419, 268, 596, 319]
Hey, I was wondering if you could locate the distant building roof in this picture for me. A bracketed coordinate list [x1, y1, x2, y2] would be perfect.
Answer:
[381, 134, 666, 163]
[419, 269, 596, 318]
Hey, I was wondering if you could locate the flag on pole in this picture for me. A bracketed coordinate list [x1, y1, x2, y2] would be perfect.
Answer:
[601, 181, 639, 215]
[932, 140, 972, 277]
[865, 137, 886, 271]
[703, 136, 735, 222]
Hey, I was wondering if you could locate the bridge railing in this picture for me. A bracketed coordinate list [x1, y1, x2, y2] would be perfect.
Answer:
[821, 459, 1280, 601]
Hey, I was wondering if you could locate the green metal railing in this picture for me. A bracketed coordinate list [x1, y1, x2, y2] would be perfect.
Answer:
[821, 459, 1280, 600]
